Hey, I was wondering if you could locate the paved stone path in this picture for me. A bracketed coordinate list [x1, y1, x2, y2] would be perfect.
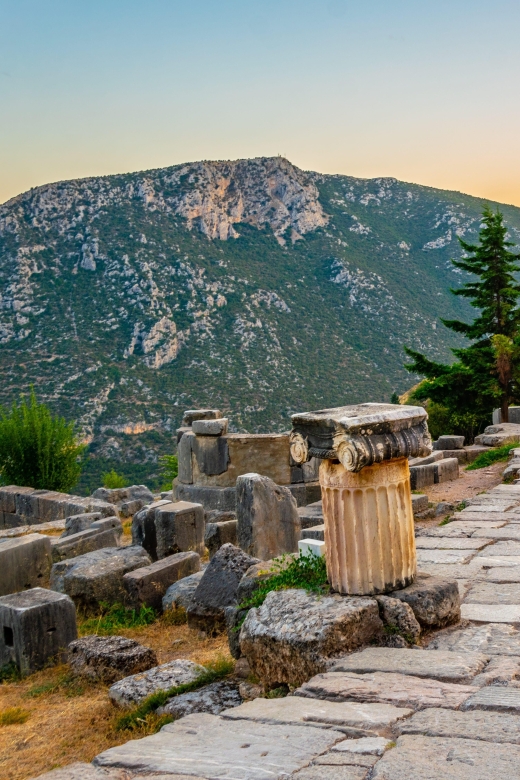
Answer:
[40, 482, 520, 779]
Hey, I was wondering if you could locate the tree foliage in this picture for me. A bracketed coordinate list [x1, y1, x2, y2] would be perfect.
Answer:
[405, 207, 520, 438]
[0, 390, 84, 491]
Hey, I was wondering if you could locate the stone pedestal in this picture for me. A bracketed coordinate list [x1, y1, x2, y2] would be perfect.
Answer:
[290, 403, 431, 597]
[320, 457, 416, 595]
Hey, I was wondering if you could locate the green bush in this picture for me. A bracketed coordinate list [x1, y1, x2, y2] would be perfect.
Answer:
[0, 389, 84, 491]
[466, 444, 514, 470]
[239, 551, 329, 612]
[158, 454, 178, 491]
[101, 469, 128, 489]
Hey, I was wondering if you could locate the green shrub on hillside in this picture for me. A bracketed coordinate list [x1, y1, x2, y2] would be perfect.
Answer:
[0, 390, 84, 491]
[466, 444, 514, 470]
[158, 454, 178, 491]
[101, 469, 128, 489]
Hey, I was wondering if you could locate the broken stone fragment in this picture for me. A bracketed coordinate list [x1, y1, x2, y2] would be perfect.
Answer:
[68, 635, 157, 683]
[389, 574, 460, 629]
[157, 680, 242, 718]
[108, 658, 205, 707]
[375, 595, 421, 644]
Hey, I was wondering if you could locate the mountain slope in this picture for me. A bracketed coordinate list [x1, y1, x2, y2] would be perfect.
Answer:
[2, 156, 520, 490]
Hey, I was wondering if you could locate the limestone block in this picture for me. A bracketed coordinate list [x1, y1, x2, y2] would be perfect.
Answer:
[236, 560, 276, 603]
[162, 570, 204, 613]
[157, 680, 241, 718]
[119, 498, 147, 518]
[192, 417, 229, 436]
[409, 463, 436, 490]
[239, 589, 383, 688]
[408, 451, 444, 466]
[434, 458, 459, 483]
[433, 435, 465, 450]
[416, 549, 476, 564]
[182, 408, 222, 425]
[51, 528, 120, 563]
[155, 501, 205, 558]
[473, 655, 520, 686]
[485, 566, 520, 582]
[191, 433, 292, 488]
[331, 736, 391, 755]
[0, 485, 29, 513]
[375, 596, 421, 643]
[90, 517, 123, 535]
[0, 533, 52, 596]
[462, 685, 520, 713]
[441, 449, 468, 464]
[176, 425, 191, 443]
[475, 422, 520, 447]
[427, 622, 520, 656]
[188, 543, 259, 633]
[131, 499, 171, 559]
[123, 551, 200, 611]
[68, 635, 157, 683]
[94, 712, 346, 776]
[461, 603, 520, 622]
[414, 537, 489, 550]
[465, 444, 494, 462]
[288, 482, 322, 506]
[399, 706, 520, 743]
[476, 540, 520, 556]
[390, 575, 460, 628]
[193, 435, 229, 476]
[371, 735, 520, 780]
[0, 587, 77, 674]
[177, 429, 195, 484]
[2, 512, 23, 528]
[31, 764, 131, 779]
[302, 524, 325, 541]
[237, 473, 300, 560]
[320, 458, 416, 596]
[108, 658, 205, 707]
[329, 647, 488, 684]
[291, 767, 367, 780]
[411, 494, 428, 514]
[174, 483, 236, 511]
[50, 546, 152, 609]
[62, 512, 102, 537]
[298, 500, 324, 529]
[464, 581, 520, 604]
[204, 519, 238, 558]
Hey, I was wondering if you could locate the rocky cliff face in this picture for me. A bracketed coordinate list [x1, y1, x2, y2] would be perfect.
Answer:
[2, 156, 520, 490]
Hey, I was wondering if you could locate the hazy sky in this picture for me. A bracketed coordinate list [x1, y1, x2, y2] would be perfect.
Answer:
[2, 0, 520, 206]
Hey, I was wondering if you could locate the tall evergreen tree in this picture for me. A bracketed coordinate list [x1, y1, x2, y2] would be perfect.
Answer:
[405, 207, 520, 435]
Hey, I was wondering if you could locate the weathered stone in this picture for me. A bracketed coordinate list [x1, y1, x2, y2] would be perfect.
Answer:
[292, 766, 368, 780]
[51, 527, 120, 562]
[224, 605, 248, 659]
[182, 408, 222, 425]
[0, 587, 77, 674]
[329, 648, 488, 684]
[465, 444, 494, 462]
[416, 549, 475, 564]
[236, 560, 276, 603]
[193, 435, 229, 476]
[298, 501, 324, 528]
[390, 575, 460, 628]
[473, 655, 520, 686]
[177, 429, 195, 484]
[462, 685, 520, 713]
[30, 764, 132, 780]
[475, 422, 520, 446]
[477, 541, 520, 557]
[239, 589, 383, 688]
[475, 526, 520, 541]
[123, 551, 200, 611]
[434, 458, 459, 483]
[427, 622, 520, 656]
[433, 435, 465, 450]
[0, 520, 66, 539]
[409, 463, 436, 490]
[188, 543, 259, 633]
[192, 417, 229, 436]
[474, 555, 520, 567]
[461, 603, 520, 622]
[131, 500, 171, 559]
[302, 524, 326, 541]
[288, 482, 322, 507]
[162, 570, 204, 613]
[416, 562, 486, 580]
[441, 449, 468, 464]
[62, 513, 102, 537]
[174, 482, 237, 511]
[236, 473, 300, 560]
[119, 499, 148, 518]
[205, 519, 238, 558]
[221, 696, 413, 733]
[155, 501, 205, 559]
[332, 736, 391, 755]
[92, 485, 154, 505]
[50, 546, 152, 609]
[157, 680, 241, 717]
[398, 706, 520, 743]
[313, 753, 378, 767]
[94, 712, 346, 777]
[409, 452, 444, 467]
[411, 494, 428, 513]
[90, 517, 123, 535]
[0, 533, 52, 596]
[414, 537, 489, 550]
[484, 567, 520, 582]
[375, 596, 421, 643]
[371, 734, 520, 780]
[296, 671, 478, 710]
[464, 581, 520, 604]
[68, 635, 157, 683]
[108, 659, 205, 707]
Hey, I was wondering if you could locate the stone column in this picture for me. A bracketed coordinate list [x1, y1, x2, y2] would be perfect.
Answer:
[290, 403, 431, 596]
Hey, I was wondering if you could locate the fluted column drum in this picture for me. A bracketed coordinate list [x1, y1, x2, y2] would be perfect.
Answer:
[320, 456, 416, 596]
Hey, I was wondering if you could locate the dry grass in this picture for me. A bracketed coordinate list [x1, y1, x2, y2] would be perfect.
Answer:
[0, 617, 231, 780]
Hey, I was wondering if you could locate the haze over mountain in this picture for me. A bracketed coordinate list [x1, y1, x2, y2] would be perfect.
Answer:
[2, 156, 520, 490]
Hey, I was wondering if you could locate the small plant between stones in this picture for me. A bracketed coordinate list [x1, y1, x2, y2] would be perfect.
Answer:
[239, 552, 329, 613]
[78, 602, 157, 636]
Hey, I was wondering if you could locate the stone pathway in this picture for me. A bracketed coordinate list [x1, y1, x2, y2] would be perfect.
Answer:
[38, 483, 520, 779]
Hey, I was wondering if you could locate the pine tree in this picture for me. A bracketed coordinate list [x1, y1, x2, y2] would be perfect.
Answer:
[405, 207, 520, 435]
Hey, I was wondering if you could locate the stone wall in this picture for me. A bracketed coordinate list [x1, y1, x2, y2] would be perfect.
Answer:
[0, 486, 117, 529]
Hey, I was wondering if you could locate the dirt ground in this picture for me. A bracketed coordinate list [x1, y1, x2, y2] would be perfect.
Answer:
[422, 459, 506, 503]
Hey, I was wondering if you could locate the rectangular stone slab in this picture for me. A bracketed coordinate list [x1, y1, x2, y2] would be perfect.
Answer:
[474, 527, 520, 541]
[292, 766, 368, 780]
[461, 603, 520, 623]
[93, 712, 346, 778]
[473, 555, 520, 567]
[464, 581, 520, 604]
[453, 512, 513, 522]
[484, 567, 520, 583]
[476, 541, 520, 556]
[371, 734, 520, 780]
[416, 562, 486, 580]
[427, 622, 520, 656]
[328, 648, 488, 684]
[415, 549, 476, 565]
[414, 538, 490, 550]
[294, 672, 478, 710]
[462, 685, 520, 713]
[220, 697, 413, 733]
[398, 707, 520, 743]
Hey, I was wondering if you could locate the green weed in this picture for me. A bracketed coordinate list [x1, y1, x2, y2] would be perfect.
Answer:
[0, 662, 22, 683]
[0, 707, 30, 726]
[78, 602, 157, 635]
[239, 552, 329, 613]
[466, 444, 515, 470]
[439, 515, 453, 526]
[101, 469, 128, 489]
[26, 672, 86, 699]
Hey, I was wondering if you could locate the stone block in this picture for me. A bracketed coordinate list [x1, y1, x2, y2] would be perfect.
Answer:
[411, 494, 428, 514]
[0, 587, 77, 674]
[68, 635, 157, 683]
[94, 712, 346, 777]
[302, 524, 325, 541]
[204, 519, 238, 558]
[291, 767, 367, 780]
[0, 533, 52, 596]
[390, 575, 460, 628]
[302, 457, 320, 483]
[288, 482, 322, 506]
[162, 570, 204, 613]
[174, 482, 236, 511]
[131, 500, 170, 559]
[192, 417, 229, 436]
[465, 444, 496, 463]
[236, 473, 300, 560]
[31, 764, 131, 779]
[462, 685, 520, 713]
[108, 658, 205, 707]
[35, 491, 71, 522]
[123, 551, 200, 611]
[50, 546, 152, 610]
[434, 457, 459, 483]
[155, 501, 205, 558]
[240, 589, 383, 688]
[433, 435, 465, 450]
[90, 517, 123, 535]
[464, 581, 520, 604]
[409, 463, 435, 490]
[398, 706, 520, 743]
[461, 603, 520, 622]
[329, 647, 488, 684]
[188, 543, 259, 633]
[157, 680, 242, 718]
[371, 734, 520, 780]
[299, 539, 325, 557]
[375, 596, 420, 643]
[485, 566, 520, 582]
[298, 500, 324, 528]
[408, 451, 444, 466]
[416, 548, 475, 564]
[414, 537, 489, 550]
[182, 408, 222, 425]
[477, 540, 520, 556]
[443, 449, 468, 464]
[427, 622, 520, 656]
[119, 498, 147, 518]
[177, 429, 195, 484]
[296, 671, 478, 710]
[2, 512, 23, 528]
[0, 485, 23, 513]
[236, 560, 276, 603]
[176, 425, 191, 443]
[51, 528, 120, 563]
[193, 435, 229, 476]
[62, 512, 102, 537]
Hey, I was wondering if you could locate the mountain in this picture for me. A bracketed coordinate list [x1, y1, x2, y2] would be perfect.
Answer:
[2, 156, 520, 491]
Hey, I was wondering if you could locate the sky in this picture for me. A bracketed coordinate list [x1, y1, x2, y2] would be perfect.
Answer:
[2, 0, 520, 206]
